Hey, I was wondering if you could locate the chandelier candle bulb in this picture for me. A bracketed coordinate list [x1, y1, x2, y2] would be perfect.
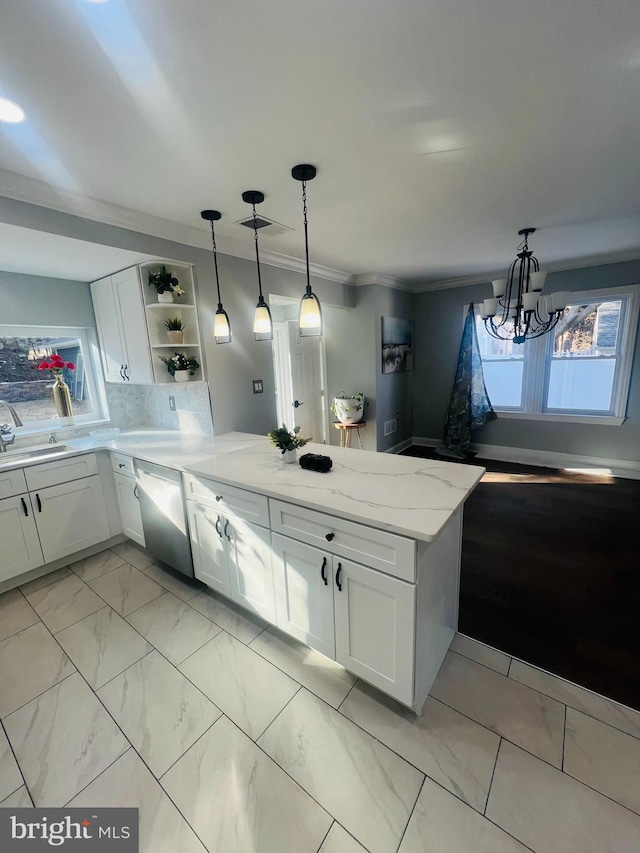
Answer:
[522, 292, 539, 312]
[484, 297, 499, 316]
[552, 291, 569, 311]
[492, 279, 507, 298]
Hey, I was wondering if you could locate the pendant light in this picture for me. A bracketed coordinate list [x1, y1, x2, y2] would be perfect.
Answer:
[242, 190, 273, 341]
[480, 228, 568, 344]
[200, 210, 231, 344]
[292, 164, 322, 336]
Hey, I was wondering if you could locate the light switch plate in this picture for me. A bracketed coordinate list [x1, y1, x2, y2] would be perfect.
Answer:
[252, 380, 264, 394]
[169, 396, 176, 411]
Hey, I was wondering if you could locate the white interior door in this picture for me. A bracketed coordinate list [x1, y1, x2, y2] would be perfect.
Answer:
[288, 322, 326, 443]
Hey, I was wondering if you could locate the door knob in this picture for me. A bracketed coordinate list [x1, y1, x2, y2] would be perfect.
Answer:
[293, 400, 304, 408]
[325, 532, 334, 542]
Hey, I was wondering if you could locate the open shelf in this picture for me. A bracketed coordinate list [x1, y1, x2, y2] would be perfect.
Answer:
[151, 343, 200, 348]
[146, 303, 196, 310]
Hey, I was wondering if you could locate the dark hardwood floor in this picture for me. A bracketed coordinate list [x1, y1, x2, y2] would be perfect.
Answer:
[401, 445, 640, 711]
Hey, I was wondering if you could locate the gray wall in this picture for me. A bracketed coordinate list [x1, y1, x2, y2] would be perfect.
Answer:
[413, 259, 640, 463]
[0, 270, 95, 327]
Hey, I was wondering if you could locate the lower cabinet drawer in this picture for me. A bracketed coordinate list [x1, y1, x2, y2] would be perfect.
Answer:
[183, 474, 270, 528]
[111, 452, 135, 479]
[0, 468, 28, 500]
[270, 499, 416, 582]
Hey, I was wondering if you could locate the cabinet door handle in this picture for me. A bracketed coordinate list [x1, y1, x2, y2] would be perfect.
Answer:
[321, 557, 327, 586]
[134, 485, 139, 500]
[215, 516, 223, 538]
[119, 364, 125, 380]
[224, 519, 232, 541]
[124, 365, 130, 381]
[21, 497, 28, 517]
[119, 463, 126, 469]
[336, 562, 343, 591]
[215, 495, 223, 502]
[36, 493, 42, 513]
[325, 532, 334, 542]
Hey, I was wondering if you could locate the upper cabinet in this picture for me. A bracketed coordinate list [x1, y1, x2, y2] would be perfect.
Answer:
[91, 260, 204, 385]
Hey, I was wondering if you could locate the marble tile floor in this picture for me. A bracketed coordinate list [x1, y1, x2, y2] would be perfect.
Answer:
[1, 546, 640, 852]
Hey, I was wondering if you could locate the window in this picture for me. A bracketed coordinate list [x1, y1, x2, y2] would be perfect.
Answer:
[0, 326, 107, 433]
[474, 285, 639, 424]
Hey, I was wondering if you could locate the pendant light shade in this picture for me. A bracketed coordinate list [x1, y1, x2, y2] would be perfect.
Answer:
[201, 209, 232, 344]
[292, 164, 322, 336]
[242, 190, 273, 341]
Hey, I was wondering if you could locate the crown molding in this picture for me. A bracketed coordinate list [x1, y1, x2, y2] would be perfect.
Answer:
[353, 273, 404, 290]
[0, 169, 353, 285]
[407, 248, 640, 293]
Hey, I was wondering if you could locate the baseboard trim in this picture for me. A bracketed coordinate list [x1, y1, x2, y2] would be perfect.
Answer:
[409, 436, 640, 479]
[383, 437, 413, 454]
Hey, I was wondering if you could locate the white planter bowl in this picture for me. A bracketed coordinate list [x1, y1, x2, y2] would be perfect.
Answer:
[173, 371, 191, 382]
[333, 396, 364, 424]
[157, 291, 174, 303]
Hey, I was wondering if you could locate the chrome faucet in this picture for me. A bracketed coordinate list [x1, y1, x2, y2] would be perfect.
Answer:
[0, 400, 24, 453]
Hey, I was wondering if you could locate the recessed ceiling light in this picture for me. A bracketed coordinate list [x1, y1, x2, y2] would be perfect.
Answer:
[0, 97, 25, 123]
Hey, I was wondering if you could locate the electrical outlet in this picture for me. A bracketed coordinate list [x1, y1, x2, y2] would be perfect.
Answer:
[384, 419, 397, 436]
[396, 411, 400, 421]
[168, 395, 176, 411]
[252, 380, 264, 394]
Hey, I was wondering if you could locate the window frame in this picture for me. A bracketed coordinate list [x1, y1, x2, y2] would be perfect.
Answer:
[471, 284, 640, 426]
[0, 324, 109, 435]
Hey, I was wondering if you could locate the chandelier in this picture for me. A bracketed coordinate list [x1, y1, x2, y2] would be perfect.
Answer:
[480, 228, 568, 344]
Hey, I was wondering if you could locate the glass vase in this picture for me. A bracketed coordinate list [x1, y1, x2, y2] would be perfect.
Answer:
[52, 374, 73, 418]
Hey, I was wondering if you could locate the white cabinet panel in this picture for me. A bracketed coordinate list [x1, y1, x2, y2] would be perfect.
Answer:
[184, 475, 270, 528]
[112, 268, 153, 384]
[111, 452, 135, 478]
[25, 453, 99, 491]
[34, 475, 110, 564]
[113, 472, 145, 547]
[0, 468, 28, 500]
[90, 275, 127, 383]
[270, 499, 416, 581]
[0, 494, 44, 582]
[271, 533, 335, 659]
[334, 558, 415, 706]
[187, 501, 231, 598]
[227, 518, 275, 624]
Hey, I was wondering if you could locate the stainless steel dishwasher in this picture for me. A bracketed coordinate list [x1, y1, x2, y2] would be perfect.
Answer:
[134, 459, 194, 577]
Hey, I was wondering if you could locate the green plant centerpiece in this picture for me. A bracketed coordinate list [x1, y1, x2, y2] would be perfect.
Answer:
[148, 266, 184, 299]
[158, 352, 200, 378]
[268, 424, 310, 462]
[330, 391, 365, 424]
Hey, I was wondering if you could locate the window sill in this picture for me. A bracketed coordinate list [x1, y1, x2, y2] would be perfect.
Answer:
[13, 419, 111, 439]
[495, 412, 625, 426]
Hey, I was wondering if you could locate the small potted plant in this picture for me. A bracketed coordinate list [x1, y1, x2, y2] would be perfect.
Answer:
[267, 424, 311, 464]
[158, 352, 200, 382]
[148, 265, 185, 303]
[164, 317, 186, 345]
[330, 391, 365, 424]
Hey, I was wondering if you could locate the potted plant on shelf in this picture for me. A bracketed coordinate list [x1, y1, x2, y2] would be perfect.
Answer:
[38, 354, 75, 418]
[148, 265, 185, 303]
[158, 352, 200, 382]
[330, 391, 365, 424]
[267, 424, 311, 464]
[164, 317, 186, 345]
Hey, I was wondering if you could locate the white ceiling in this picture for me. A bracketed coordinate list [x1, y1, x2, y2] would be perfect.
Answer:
[0, 0, 639, 284]
[0, 222, 155, 281]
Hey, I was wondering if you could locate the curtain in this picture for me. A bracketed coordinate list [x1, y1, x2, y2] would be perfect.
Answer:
[439, 303, 496, 459]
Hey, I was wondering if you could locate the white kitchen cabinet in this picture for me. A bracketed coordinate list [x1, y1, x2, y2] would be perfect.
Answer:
[0, 468, 28, 500]
[113, 472, 145, 548]
[0, 493, 44, 582]
[188, 501, 231, 598]
[333, 557, 415, 706]
[33, 475, 111, 564]
[90, 269, 153, 384]
[271, 533, 335, 659]
[187, 500, 275, 623]
[225, 515, 275, 623]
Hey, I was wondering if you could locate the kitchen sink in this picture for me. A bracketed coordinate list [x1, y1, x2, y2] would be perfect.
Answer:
[0, 446, 71, 466]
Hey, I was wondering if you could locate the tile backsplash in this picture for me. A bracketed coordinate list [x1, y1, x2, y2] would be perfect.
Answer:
[106, 381, 214, 435]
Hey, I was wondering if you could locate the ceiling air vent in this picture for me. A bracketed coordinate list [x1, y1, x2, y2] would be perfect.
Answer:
[235, 215, 293, 237]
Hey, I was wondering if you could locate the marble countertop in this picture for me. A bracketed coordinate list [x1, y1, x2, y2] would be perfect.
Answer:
[185, 436, 485, 542]
[1, 430, 484, 542]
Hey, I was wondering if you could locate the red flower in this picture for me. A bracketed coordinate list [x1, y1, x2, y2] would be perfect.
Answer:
[38, 361, 49, 370]
[66, 363, 75, 370]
